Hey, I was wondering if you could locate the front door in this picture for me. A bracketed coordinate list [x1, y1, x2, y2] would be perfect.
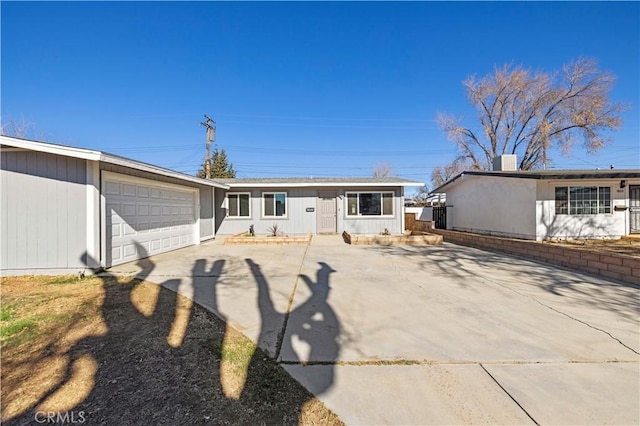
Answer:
[317, 192, 337, 234]
[630, 185, 640, 234]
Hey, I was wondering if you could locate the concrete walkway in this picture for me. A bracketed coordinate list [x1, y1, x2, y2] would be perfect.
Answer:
[110, 236, 640, 425]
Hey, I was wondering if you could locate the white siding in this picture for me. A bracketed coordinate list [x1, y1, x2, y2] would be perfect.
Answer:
[535, 179, 637, 240]
[447, 175, 537, 239]
[1, 149, 88, 274]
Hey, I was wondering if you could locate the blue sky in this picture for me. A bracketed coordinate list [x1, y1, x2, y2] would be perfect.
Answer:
[2, 1, 639, 192]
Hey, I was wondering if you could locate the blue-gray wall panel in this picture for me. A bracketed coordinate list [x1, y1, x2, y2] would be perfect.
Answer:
[215, 188, 226, 234]
[216, 186, 404, 235]
[1, 149, 87, 272]
[199, 187, 214, 239]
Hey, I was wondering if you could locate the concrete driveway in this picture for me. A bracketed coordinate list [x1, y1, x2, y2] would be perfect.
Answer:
[110, 236, 639, 425]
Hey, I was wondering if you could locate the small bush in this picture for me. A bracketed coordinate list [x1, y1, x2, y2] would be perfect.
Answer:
[267, 224, 283, 237]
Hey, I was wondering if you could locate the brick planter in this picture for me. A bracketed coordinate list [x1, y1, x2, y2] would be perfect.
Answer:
[224, 232, 312, 245]
[342, 231, 443, 246]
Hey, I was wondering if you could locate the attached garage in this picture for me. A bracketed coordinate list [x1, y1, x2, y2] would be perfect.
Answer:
[103, 172, 200, 267]
[0, 135, 229, 275]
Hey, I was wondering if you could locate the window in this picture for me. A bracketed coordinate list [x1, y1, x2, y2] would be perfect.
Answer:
[346, 192, 393, 216]
[263, 192, 286, 217]
[227, 193, 250, 217]
[555, 186, 611, 215]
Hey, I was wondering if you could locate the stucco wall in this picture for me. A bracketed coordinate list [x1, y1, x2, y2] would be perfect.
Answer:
[215, 186, 404, 235]
[447, 175, 537, 239]
[1, 149, 88, 273]
[535, 179, 639, 240]
[405, 206, 433, 221]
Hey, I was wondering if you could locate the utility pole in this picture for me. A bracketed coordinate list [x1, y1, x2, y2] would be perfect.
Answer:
[200, 114, 216, 179]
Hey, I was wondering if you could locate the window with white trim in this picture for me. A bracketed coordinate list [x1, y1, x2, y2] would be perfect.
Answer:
[227, 193, 250, 217]
[263, 192, 287, 217]
[346, 192, 394, 216]
[555, 186, 611, 215]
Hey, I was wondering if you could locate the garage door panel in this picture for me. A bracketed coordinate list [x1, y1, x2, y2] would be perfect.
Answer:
[150, 239, 162, 252]
[137, 186, 149, 197]
[123, 244, 136, 258]
[122, 204, 136, 217]
[123, 223, 136, 236]
[105, 181, 121, 195]
[112, 246, 122, 263]
[104, 173, 198, 267]
[122, 184, 136, 196]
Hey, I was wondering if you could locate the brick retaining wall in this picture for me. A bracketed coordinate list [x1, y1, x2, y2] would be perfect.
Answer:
[417, 221, 640, 285]
[225, 232, 312, 245]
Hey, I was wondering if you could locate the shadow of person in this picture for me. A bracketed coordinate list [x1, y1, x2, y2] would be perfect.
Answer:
[245, 259, 286, 356]
[5, 244, 187, 424]
[279, 262, 340, 393]
[71, 245, 188, 422]
[6, 248, 341, 425]
[241, 259, 340, 412]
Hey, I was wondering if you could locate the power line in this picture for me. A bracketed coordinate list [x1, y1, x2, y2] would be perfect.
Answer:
[216, 112, 438, 123]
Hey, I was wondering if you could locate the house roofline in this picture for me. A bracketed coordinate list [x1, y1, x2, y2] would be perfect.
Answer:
[1, 135, 230, 189]
[226, 181, 422, 188]
[430, 169, 640, 194]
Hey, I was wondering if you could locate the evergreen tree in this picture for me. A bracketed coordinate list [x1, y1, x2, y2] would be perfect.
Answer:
[197, 147, 236, 179]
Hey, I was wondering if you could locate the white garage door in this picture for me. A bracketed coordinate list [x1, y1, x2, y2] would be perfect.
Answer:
[103, 172, 199, 267]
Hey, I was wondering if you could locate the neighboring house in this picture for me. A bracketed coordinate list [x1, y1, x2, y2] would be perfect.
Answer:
[431, 155, 640, 240]
[1, 136, 421, 275]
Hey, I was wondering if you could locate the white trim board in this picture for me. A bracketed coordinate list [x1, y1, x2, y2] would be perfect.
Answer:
[1, 135, 229, 190]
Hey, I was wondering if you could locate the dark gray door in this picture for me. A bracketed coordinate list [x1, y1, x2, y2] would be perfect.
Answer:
[630, 186, 640, 234]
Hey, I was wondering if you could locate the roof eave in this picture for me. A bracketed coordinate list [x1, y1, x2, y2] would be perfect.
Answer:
[429, 172, 465, 194]
[1, 135, 230, 189]
[226, 181, 423, 188]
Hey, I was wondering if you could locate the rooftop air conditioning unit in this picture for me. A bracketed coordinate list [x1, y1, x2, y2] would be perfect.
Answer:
[493, 155, 517, 171]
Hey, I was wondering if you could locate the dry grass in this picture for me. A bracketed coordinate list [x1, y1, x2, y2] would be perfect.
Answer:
[1, 275, 343, 425]
[546, 237, 640, 256]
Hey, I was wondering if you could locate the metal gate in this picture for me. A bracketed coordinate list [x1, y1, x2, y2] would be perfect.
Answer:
[630, 186, 640, 234]
[433, 206, 447, 229]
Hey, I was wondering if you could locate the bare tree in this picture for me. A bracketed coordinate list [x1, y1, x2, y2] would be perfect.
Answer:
[431, 160, 467, 188]
[412, 185, 430, 205]
[437, 58, 626, 171]
[0, 117, 36, 139]
[372, 161, 392, 178]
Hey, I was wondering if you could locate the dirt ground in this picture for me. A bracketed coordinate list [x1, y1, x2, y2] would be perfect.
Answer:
[1, 275, 343, 426]
[545, 237, 640, 256]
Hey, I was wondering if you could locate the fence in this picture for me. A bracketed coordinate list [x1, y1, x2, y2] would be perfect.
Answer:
[433, 206, 446, 229]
